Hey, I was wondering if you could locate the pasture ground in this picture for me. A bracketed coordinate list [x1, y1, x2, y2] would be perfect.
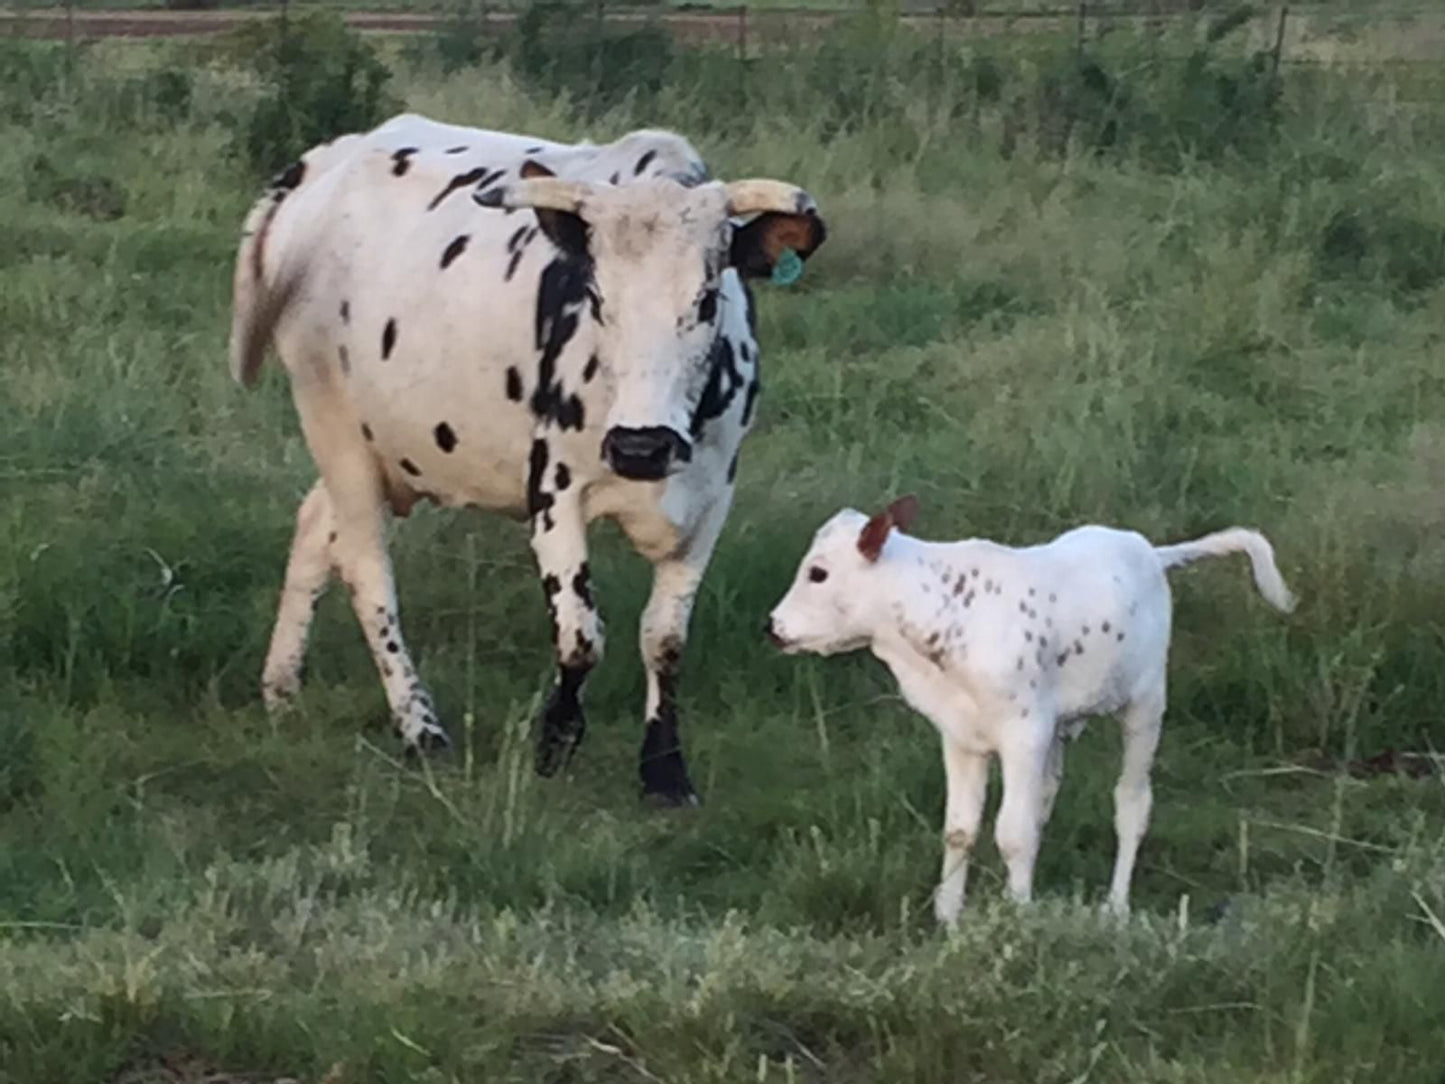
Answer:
[3, 13, 1445, 1083]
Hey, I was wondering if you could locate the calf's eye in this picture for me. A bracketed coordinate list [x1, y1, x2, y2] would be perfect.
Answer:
[808, 566, 828, 584]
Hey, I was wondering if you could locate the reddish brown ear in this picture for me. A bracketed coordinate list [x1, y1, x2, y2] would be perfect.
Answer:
[857, 495, 920, 563]
[887, 494, 920, 534]
[520, 159, 556, 180]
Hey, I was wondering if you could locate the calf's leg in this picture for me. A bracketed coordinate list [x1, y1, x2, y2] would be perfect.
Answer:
[1107, 691, 1164, 915]
[935, 739, 989, 926]
[994, 723, 1051, 904]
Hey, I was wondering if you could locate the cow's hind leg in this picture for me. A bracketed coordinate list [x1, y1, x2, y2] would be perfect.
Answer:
[633, 496, 732, 807]
[262, 479, 335, 710]
[527, 455, 604, 777]
[290, 391, 449, 752]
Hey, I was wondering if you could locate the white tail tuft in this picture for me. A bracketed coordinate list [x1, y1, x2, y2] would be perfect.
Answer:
[1154, 527, 1297, 613]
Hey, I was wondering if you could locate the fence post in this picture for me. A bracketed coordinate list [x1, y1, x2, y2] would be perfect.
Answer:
[1075, 0, 1086, 56]
[1271, 5, 1288, 74]
[736, 4, 748, 102]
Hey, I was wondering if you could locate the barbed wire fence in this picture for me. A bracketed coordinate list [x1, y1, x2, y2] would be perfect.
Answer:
[5, 0, 1445, 102]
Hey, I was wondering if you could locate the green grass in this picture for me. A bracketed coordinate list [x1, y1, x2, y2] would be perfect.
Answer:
[4, 20, 1445, 1084]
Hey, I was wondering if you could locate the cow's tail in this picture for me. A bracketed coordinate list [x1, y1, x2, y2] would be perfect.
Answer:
[229, 183, 293, 388]
[229, 134, 362, 388]
[1153, 528, 1297, 613]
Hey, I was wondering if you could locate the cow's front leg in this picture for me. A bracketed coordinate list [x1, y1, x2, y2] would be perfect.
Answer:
[635, 496, 731, 807]
[528, 476, 604, 778]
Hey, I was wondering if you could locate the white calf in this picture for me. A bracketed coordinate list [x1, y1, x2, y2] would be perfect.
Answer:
[767, 497, 1296, 922]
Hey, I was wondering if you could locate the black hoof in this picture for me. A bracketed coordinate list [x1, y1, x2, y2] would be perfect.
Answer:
[640, 785, 701, 810]
[402, 725, 453, 760]
[535, 722, 584, 778]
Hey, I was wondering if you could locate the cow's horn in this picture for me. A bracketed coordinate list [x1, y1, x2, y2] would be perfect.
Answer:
[724, 180, 817, 219]
[475, 177, 591, 214]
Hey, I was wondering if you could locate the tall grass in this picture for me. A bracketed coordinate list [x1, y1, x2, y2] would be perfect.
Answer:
[2, 10, 1445, 1081]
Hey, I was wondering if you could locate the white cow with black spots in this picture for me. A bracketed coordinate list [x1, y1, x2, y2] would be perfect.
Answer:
[230, 113, 827, 805]
[766, 497, 1295, 921]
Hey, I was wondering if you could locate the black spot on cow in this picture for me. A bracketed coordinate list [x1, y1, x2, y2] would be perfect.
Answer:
[434, 422, 457, 453]
[1056, 651, 1070, 667]
[609, 171, 620, 186]
[273, 160, 305, 191]
[381, 318, 397, 360]
[541, 572, 562, 607]
[554, 462, 571, 491]
[428, 166, 490, 211]
[400, 457, 421, 477]
[742, 281, 758, 337]
[468, 168, 508, 204]
[571, 563, 593, 609]
[507, 225, 529, 253]
[582, 354, 600, 383]
[445, 145, 468, 155]
[506, 366, 524, 401]
[634, 149, 658, 175]
[526, 146, 544, 154]
[531, 255, 594, 432]
[1102, 621, 1112, 633]
[698, 288, 718, 325]
[690, 336, 743, 439]
[386, 640, 399, 654]
[527, 438, 556, 530]
[338, 344, 350, 374]
[391, 147, 419, 176]
[1074, 640, 1085, 655]
[339, 299, 350, 324]
[440, 234, 470, 269]
[361, 422, 374, 441]
[505, 247, 525, 282]
[727, 451, 739, 483]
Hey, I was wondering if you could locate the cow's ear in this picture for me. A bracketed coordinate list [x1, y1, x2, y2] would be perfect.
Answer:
[857, 495, 919, 563]
[729, 210, 827, 280]
[520, 159, 590, 262]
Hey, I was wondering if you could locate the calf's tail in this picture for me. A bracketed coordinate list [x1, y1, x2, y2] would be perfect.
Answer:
[1154, 528, 1297, 613]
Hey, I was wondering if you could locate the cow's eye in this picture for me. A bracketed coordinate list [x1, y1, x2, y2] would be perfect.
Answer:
[808, 566, 828, 584]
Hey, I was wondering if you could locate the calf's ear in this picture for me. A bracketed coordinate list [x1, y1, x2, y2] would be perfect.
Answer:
[519, 159, 590, 262]
[729, 210, 827, 280]
[857, 495, 921, 563]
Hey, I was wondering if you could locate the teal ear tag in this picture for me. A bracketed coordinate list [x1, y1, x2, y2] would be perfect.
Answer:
[771, 247, 804, 287]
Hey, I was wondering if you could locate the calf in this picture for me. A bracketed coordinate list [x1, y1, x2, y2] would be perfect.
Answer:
[766, 497, 1296, 921]
[230, 114, 826, 805]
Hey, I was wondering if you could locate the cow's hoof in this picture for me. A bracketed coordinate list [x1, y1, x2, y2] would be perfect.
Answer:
[640, 785, 701, 810]
[534, 725, 584, 778]
[402, 723, 453, 758]
[638, 752, 700, 809]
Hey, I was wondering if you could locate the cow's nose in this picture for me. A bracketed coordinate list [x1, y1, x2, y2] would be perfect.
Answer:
[601, 426, 692, 481]
[764, 618, 786, 648]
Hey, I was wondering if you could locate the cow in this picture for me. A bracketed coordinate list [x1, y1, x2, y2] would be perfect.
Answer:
[229, 114, 827, 806]
[766, 497, 1296, 920]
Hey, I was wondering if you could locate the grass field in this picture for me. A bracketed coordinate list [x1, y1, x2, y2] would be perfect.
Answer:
[3, 13, 1445, 1083]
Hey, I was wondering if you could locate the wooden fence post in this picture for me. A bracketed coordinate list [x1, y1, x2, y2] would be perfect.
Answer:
[1271, 5, 1289, 74]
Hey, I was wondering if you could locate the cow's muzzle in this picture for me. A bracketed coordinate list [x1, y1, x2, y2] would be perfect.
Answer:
[601, 426, 692, 481]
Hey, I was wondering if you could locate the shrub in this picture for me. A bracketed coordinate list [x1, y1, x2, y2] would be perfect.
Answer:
[212, 12, 397, 176]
